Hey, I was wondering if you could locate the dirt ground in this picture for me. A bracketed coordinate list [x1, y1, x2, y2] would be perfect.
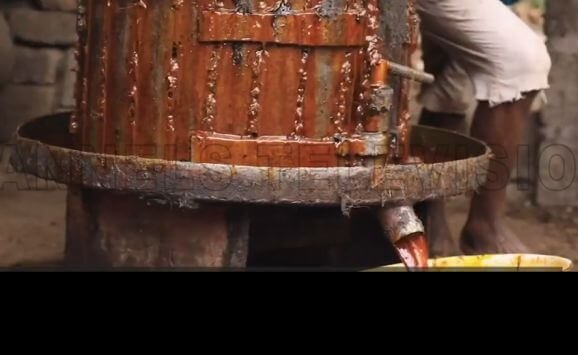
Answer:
[1, 144, 578, 269]
[0, 145, 66, 266]
[447, 196, 578, 269]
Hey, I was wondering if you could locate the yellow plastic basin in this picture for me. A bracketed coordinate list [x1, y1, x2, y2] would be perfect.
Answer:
[369, 254, 573, 272]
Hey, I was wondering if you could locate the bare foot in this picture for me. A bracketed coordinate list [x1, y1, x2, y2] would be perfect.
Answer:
[431, 230, 459, 257]
[460, 220, 530, 255]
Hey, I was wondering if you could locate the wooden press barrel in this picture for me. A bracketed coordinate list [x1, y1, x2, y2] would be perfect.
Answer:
[73, 0, 417, 167]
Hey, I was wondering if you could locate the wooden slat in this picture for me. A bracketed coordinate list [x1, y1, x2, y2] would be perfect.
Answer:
[191, 135, 339, 167]
[199, 11, 366, 47]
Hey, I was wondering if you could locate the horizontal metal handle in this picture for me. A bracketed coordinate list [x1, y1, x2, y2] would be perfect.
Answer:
[387, 61, 435, 84]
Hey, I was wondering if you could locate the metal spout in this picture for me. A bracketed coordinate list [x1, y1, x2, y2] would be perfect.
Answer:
[378, 205, 425, 244]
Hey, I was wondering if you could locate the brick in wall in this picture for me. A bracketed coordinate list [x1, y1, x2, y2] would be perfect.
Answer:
[12, 46, 64, 85]
[7, 8, 77, 46]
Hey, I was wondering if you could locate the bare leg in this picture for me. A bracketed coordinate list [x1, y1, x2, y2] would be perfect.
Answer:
[416, 109, 467, 257]
[460, 92, 538, 254]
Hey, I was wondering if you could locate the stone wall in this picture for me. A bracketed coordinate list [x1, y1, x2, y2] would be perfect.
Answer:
[537, 0, 578, 206]
[0, 0, 77, 142]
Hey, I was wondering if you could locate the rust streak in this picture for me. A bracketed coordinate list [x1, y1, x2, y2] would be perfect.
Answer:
[80, 0, 94, 151]
[71, 0, 88, 137]
[246, 46, 266, 137]
[202, 44, 223, 132]
[292, 48, 310, 139]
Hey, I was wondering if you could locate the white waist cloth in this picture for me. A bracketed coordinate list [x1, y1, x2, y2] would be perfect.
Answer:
[417, 0, 551, 113]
